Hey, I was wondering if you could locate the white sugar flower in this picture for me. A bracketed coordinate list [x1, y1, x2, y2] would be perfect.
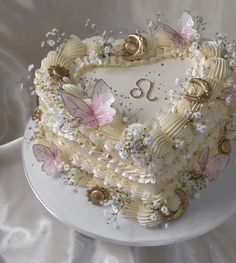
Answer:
[28, 64, 34, 72]
[63, 164, 70, 171]
[104, 45, 111, 55]
[186, 68, 193, 79]
[160, 206, 170, 215]
[97, 37, 106, 46]
[189, 42, 199, 52]
[111, 205, 119, 214]
[169, 89, 175, 97]
[118, 149, 129, 159]
[150, 212, 157, 221]
[47, 39, 56, 47]
[193, 111, 202, 119]
[175, 78, 180, 85]
[229, 59, 236, 67]
[89, 50, 102, 65]
[196, 123, 207, 133]
[199, 69, 208, 78]
[225, 96, 232, 106]
[175, 139, 185, 150]
[185, 108, 193, 117]
[143, 135, 152, 146]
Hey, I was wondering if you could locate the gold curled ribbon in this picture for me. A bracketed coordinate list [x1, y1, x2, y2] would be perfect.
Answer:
[185, 78, 212, 103]
[122, 34, 147, 61]
[161, 189, 189, 221]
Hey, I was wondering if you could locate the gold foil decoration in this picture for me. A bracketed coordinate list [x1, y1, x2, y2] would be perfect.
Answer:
[48, 65, 70, 83]
[218, 137, 231, 154]
[122, 34, 147, 61]
[87, 186, 110, 206]
[161, 189, 188, 221]
[185, 78, 212, 103]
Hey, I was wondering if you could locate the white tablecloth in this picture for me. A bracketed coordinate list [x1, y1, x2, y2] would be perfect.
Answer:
[0, 0, 236, 262]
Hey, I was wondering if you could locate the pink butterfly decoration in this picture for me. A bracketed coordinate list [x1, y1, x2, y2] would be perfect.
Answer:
[158, 12, 198, 47]
[62, 79, 116, 129]
[177, 12, 198, 42]
[33, 142, 62, 175]
[198, 147, 230, 181]
[158, 23, 186, 48]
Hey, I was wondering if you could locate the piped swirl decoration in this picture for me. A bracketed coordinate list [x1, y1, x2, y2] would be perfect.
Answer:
[122, 34, 147, 61]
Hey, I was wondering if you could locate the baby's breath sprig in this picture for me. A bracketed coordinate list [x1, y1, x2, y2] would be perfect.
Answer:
[42, 28, 68, 50]
[104, 190, 131, 230]
[193, 15, 207, 33]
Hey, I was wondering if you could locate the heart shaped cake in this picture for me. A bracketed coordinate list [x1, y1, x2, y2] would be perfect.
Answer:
[31, 12, 236, 228]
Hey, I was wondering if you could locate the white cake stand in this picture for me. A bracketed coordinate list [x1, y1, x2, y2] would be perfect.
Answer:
[22, 119, 236, 246]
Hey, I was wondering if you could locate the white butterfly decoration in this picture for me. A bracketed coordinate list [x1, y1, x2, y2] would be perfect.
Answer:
[33, 142, 63, 175]
[62, 79, 116, 129]
[198, 147, 230, 182]
[158, 11, 199, 47]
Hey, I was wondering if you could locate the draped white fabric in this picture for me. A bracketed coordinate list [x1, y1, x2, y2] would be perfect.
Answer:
[0, 0, 236, 262]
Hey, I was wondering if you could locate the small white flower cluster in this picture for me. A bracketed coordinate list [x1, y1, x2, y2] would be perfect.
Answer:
[146, 12, 163, 35]
[151, 198, 171, 221]
[150, 212, 158, 221]
[28, 64, 35, 72]
[103, 190, 130, 230]
[216, 33, 236, 68]
[169, 88, 181, 101]
[199, 66, 208, 78]
[42, 28, 66, 49]
[185, 67, 194, 79]
[116, 124, 152, 165]
[189, 42, 199, 53]
[174, 139, 185, 150]
[196, 122, 207, 133]
[180, 171, 208, 197]
[180, 173, 193, 183]
[89, 50, 102, 65]
[95, 36, 117, 59]
[225, 95, 232, 106]
[192, 111, 202, 119]
[185, 108, 193, 118]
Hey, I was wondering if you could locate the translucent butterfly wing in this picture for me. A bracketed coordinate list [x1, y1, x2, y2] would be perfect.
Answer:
[205, 154, 230, 181]
[92, 79, 116, 126]
[33, 144, 54, 162]
[42, 157, 57, 175]
[33, 144, 57, 175]
[177, 12, 198, 41]
[51, 142, 61, 164]
[62, 93, 99, 129]
[198, 147, 209, 172]
[157, 23, 186, 48]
